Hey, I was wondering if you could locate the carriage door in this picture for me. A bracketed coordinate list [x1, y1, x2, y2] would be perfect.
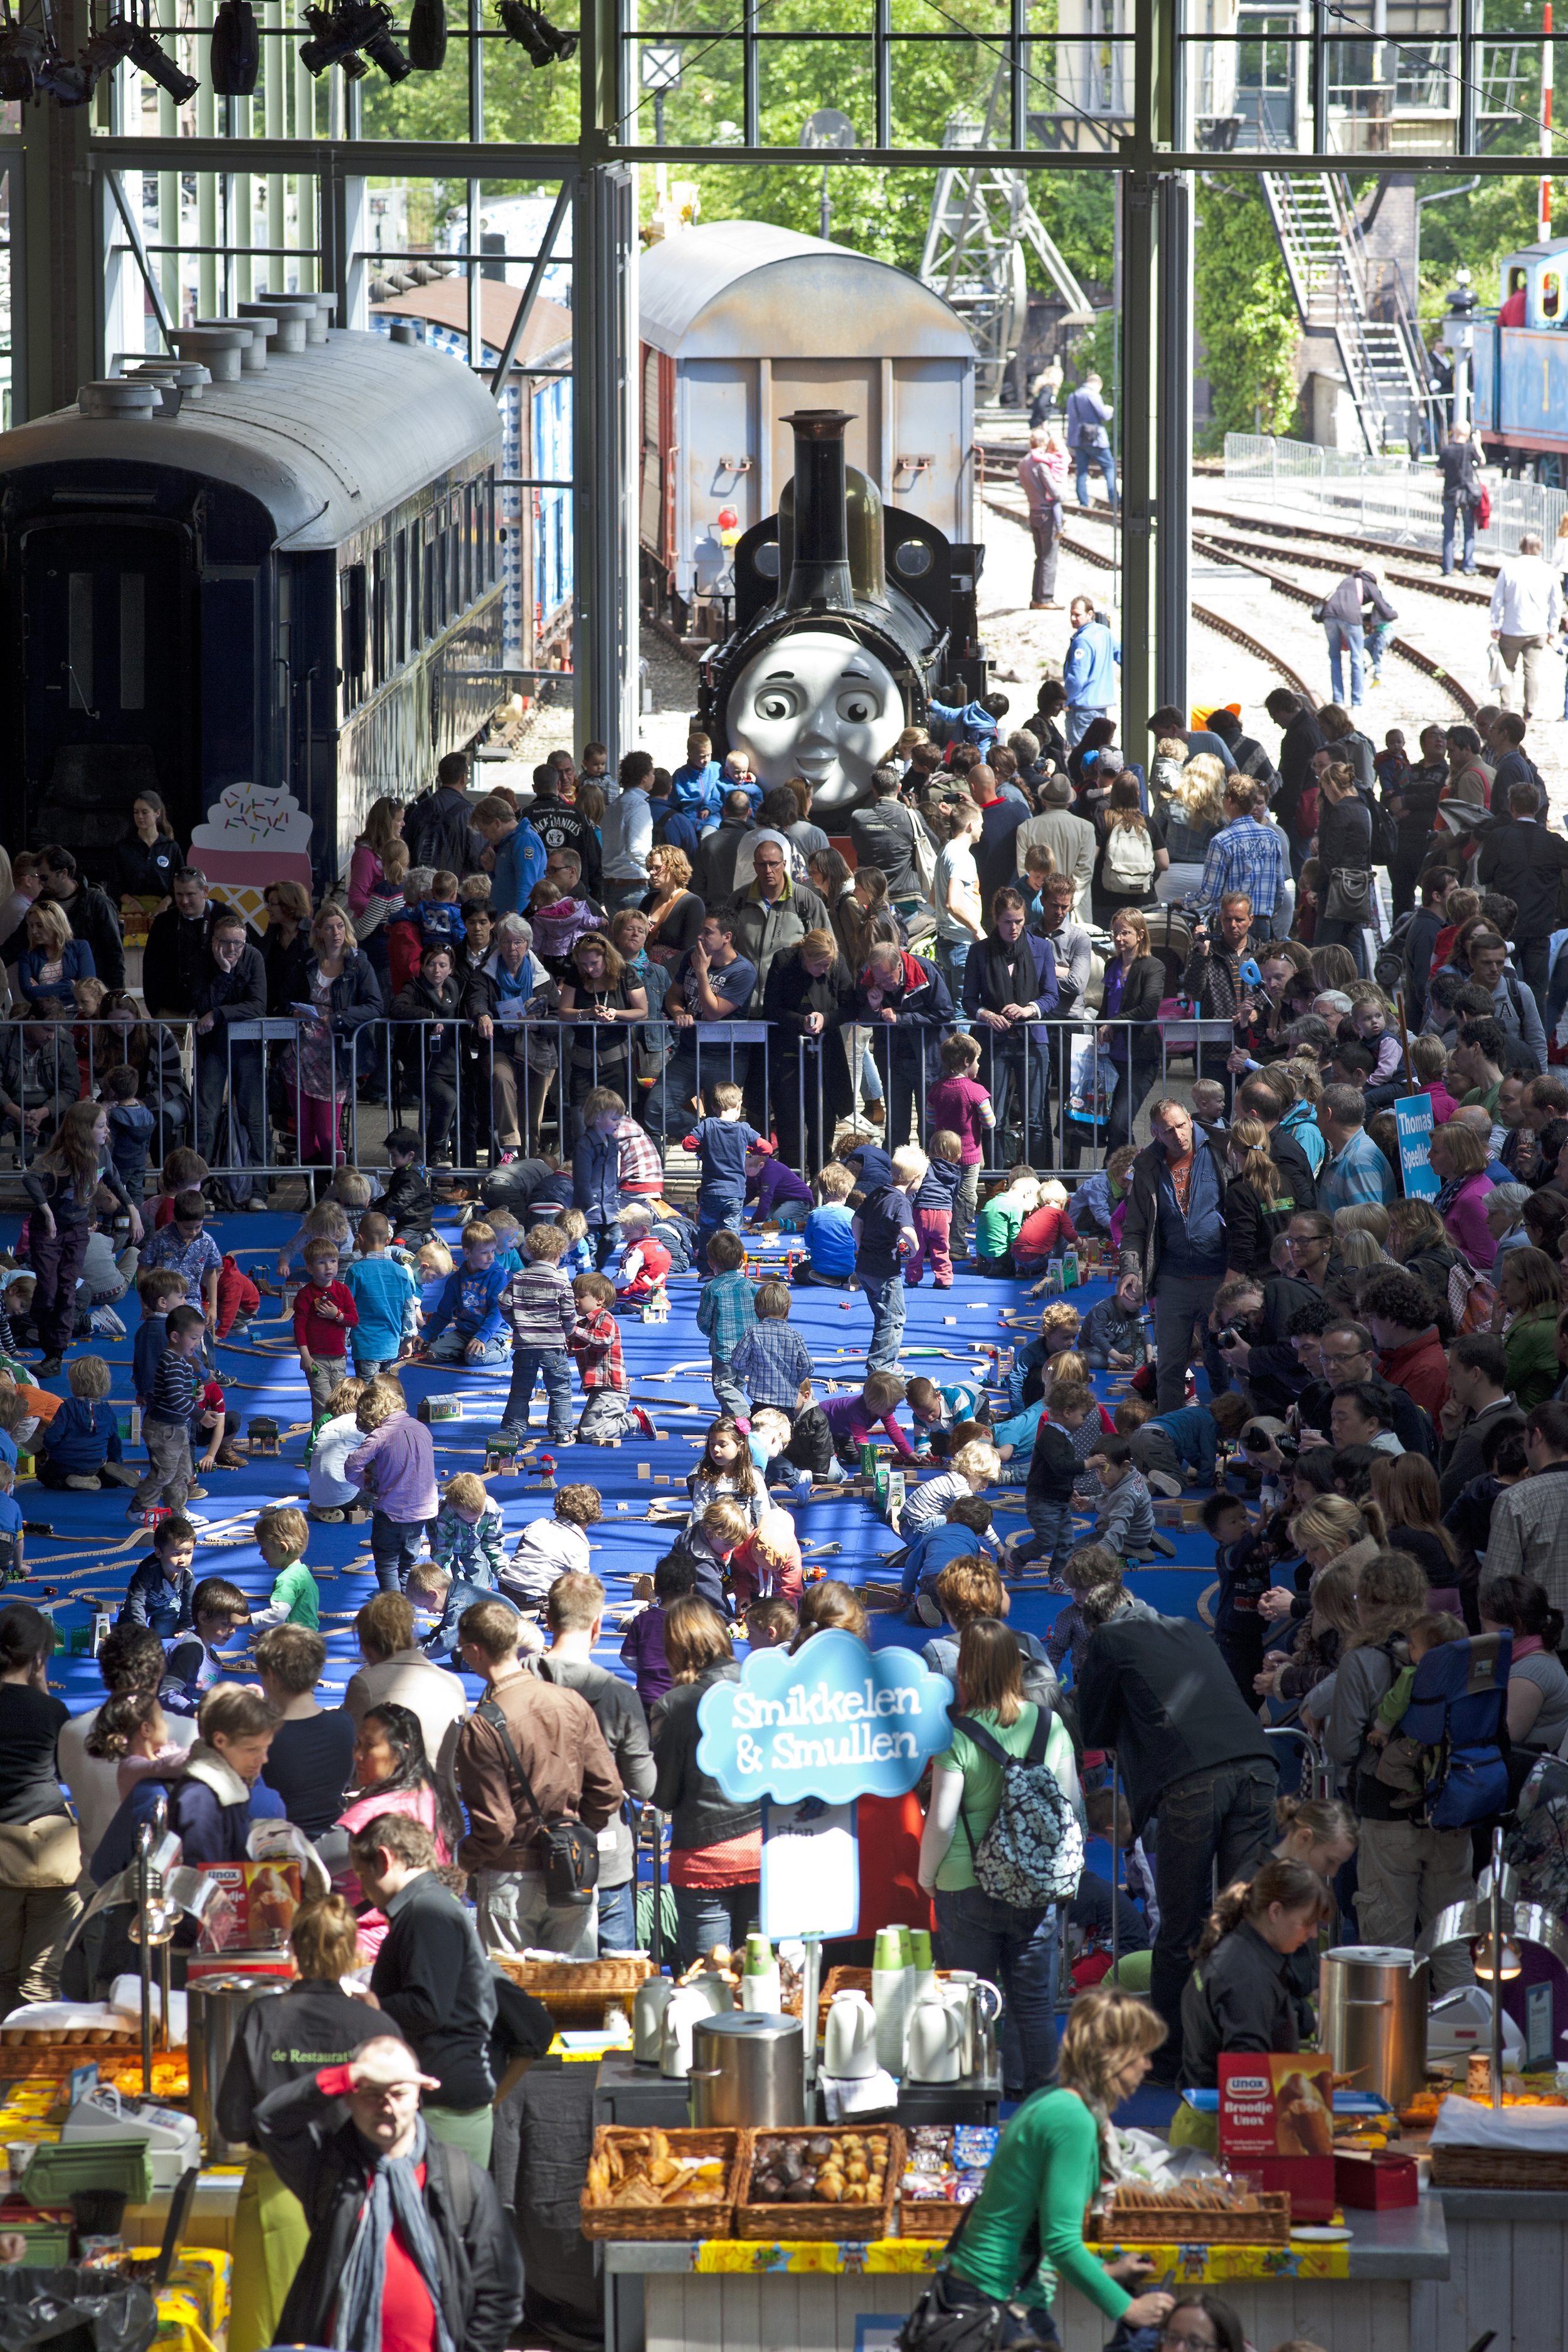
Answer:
[21, 517, 198, 857]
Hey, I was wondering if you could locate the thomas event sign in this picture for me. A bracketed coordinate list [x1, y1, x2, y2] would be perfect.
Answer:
[1394, 1093, 1439, 1201]
[696, 1629, 955, 1806]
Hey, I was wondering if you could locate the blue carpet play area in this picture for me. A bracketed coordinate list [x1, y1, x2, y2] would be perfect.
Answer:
[10, 1207, 1225, 1707]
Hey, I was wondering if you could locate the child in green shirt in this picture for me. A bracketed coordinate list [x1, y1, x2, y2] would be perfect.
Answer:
[248, 1505, 320, 1632]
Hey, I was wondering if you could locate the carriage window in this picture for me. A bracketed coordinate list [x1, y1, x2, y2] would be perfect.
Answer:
[395, 532, 406, 668]
[1543, 272, 1562, 319]
[119, 575, 145, 711]
[341, 561, 368, 680]
[68, 573, 93, 711]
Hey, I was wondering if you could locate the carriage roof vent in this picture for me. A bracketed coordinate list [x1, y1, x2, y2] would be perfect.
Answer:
[167, 324, 253, 381]
[78, 379, 163, 420]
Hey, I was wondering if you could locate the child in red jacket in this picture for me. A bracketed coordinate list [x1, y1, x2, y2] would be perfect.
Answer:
[292, 1238, 359, 1416]
[611, 1203, 672, 1314]
[728, 1507, 804, 1612]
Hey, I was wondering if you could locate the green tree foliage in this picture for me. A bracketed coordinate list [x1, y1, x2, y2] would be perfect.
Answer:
[1193, 172, 1300, 448]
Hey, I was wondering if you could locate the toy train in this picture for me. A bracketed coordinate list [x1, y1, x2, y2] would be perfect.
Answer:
[1471, 238, 1568, 484]
[0, 324, 505, 888]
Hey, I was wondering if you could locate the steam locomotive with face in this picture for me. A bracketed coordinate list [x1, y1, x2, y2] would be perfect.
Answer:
[697, 406, 989, 815]
[639, 221, 988, 815]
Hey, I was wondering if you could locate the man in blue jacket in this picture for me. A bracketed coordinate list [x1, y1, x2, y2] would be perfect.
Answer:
[1065, 370, 1118, 512]
[1062, 596, 1121, 750]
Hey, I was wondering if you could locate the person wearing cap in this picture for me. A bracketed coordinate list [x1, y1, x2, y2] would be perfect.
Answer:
[1015, 777, 1096, 918]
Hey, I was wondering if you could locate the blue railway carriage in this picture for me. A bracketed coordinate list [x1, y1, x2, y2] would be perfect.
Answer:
[1472, 239, 1568, 484]
[0, 331, 504, 889]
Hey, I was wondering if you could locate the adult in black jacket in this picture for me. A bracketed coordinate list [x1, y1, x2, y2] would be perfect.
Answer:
[1076, 1606, 1278, 2074]
[1205, 706, 1278, 798]
[961, 889, 1061, 1163]
[849, 771, 925, 909]
[1222, 1128, 1295, 1279]
[1119, 1104, 1234, 1414]
[253, 2037, 521, 2352]
[1264, 689, 1325, 862]
[192, 914, 270, 1209]
[1089, 909, 1165, 1164]
[0, 846, 128, 989]
[689, 795, 755, 906]
[113, 793, 184, 908]
[1476, 779, 1568, 1018]
[393, 946, 465, 1165]
[408, 753, 484, 879]
[1385, 727, 1448, 915]
[652, 1626, 762, 1969]
[1314, 765, 1374, 974]
[1438, 422, 1483, 575]
[1402, 871, 1451, 1027]
[142, 872, 258, 1017]
[851, 940, 954, 1157]
[763, 934, 855, 1173]
[358, 1821, 499, 2122]
[1233, 1076, 1318, 1216]
[526, 771, 601, 896]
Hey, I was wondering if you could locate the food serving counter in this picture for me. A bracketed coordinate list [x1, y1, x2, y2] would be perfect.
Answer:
[598, 2191, 1451, 2352]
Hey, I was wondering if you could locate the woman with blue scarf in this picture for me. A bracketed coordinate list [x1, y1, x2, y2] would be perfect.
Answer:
[254, 2032, 522, 2352]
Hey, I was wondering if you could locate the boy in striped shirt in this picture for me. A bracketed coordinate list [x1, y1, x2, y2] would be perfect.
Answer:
[130, 1305, 220, 1518]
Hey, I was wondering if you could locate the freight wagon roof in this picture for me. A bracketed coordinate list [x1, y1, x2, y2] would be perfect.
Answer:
[0, 331, 502, 551]
[640, 221, 973, 361]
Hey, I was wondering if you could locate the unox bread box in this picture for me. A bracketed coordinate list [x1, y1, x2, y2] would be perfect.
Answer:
[1217, 2052, 1336, 2220]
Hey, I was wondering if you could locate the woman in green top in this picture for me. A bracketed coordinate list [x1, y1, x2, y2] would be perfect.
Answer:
[918, 1618, 1081, 2094]
[1495, 1247, 1563, 1409]
[930, 1986, 1175, 2344]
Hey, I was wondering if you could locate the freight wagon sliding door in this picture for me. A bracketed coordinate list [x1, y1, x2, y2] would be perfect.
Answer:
[683, 359, 760, 597]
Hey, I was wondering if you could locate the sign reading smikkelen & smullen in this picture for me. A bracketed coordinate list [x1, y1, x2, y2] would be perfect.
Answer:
[696, 1628, 955, 1805]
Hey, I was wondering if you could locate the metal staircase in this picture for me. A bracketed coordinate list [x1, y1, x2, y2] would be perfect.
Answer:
[1262, 171, 1439, 455]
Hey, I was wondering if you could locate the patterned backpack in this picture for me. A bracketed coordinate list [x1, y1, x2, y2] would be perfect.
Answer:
[952, 1709, 1086, 1906]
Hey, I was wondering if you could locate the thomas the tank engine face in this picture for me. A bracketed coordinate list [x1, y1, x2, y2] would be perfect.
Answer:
[727, 633, 901, 807]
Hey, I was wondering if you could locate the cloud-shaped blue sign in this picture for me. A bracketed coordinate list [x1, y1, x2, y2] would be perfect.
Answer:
[696, 1628, 955, 1805]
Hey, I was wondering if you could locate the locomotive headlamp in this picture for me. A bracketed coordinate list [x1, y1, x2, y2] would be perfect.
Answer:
[495, 0, 576, 68]
[80, 13, 198, 101]
[208, 0, 260, 93]
[300, 0, 410, 80]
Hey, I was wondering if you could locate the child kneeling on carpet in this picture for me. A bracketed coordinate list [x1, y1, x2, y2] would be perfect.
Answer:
[898, 1436, 1000, 1539]
[428, 1470, 509, 1592]
[793, 1162, 857, 1288]
[40, 1355, 135, 1491]
[668, 1496, 748, 1615]
[899, 1493, 999, 1621]
[411, 1558, 528, 1663]
[728, 1507, 804, 1613]
[500, 1481, 601, 1609]
[160, 1576, 251, 1714]
[1084, 1435, 1156, 1560]
[308, 1376, 369, 1522]
[119, 1513, 197, 1636]
[571, 1272, 648, 1444]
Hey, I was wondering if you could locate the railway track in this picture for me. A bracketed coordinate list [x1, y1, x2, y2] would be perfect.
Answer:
[1189, 522, 1491, 609]
[979, 489, 1320, 709]
[1185, 530, 1478, 719]
[982, 477, 1478, 721]
[976, 439, 1502, 586]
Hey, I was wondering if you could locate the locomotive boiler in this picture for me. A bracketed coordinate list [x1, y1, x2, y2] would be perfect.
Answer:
[697, 405, 989, 814]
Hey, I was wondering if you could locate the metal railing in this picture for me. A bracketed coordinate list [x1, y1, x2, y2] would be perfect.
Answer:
[0, 1007, 1243, 1199]
[1224, 430, 1568, 558]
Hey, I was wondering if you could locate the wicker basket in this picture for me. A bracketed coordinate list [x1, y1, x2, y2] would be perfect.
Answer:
[1088, 2191, 1291, 2246]
[1429, 2145, 1568, 2190]
[490, 1952, 652, 2025]
[736, 2127, 903, 2242]
[580, 2127, 748, 2240]
[899, 2195, 968, 2240]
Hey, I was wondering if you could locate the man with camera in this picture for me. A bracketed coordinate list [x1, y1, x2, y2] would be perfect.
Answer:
[1184, 893, 1263, 1101]
[454, 1597, 623, 1963]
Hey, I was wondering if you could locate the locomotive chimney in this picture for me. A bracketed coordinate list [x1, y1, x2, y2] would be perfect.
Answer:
[780, 408, 855, 613]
